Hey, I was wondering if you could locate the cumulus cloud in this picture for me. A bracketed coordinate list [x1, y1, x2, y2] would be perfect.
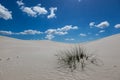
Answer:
[114, 24, 120, 29]
[99, 30, 105, 33]
[45, 25, 78, 35]
[65, 38, 75, 41]
[57, 25, 78, 31]
[96, 21, 109, 28]
[33, 5, 48, 15]
[45, 25, 78, 40]
[16, 0, 24, 6]
[0, 4, 12, 20]
[17, 0, 48, 17]
[89, 21, 110, 29]
[45, 34, 55, 40]
[0, 30, 42, 35]
[47, 7, 57, 19]
[89, 22, 95, 28]
[55, 31, 68, 35]
[21, 7, 37, 17]
[0, 30, 13, 35]
[17, 29, 43, 35]
[45, 29, 56, 34]
[80, 33, 87, 37]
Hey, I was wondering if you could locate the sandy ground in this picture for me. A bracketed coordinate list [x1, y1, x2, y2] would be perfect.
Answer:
[0, 34, 120, 80]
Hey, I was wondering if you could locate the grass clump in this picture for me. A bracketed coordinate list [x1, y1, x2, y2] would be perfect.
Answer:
[56, 45, 101, 72]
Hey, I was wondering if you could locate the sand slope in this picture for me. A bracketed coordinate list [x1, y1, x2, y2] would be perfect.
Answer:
[0, 34, 120, 80]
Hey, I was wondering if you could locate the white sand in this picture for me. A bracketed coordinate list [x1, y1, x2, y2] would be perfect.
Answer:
[0, 34, 120, 80]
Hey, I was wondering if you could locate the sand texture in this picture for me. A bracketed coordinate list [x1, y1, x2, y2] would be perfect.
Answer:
[0, 34, 120, 80]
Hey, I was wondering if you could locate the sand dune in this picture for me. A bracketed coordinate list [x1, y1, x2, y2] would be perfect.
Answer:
[0, 34, 120, 80]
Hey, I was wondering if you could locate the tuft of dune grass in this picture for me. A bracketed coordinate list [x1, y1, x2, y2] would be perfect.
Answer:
[56, 45, 102, 72]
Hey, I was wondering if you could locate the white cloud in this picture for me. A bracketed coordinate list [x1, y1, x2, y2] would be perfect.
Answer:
[0, 30, 13, 35]
[99, 30, 105, 33]
[80, 33, 87, 37]
[57, 25, 78, 31]
[17, 29, 43, 35]
[45, 28, 68, 36]
[47, 7, 57, 19]
[17, 0, 48, 17]
[0, 4, 12, 20]
[45, 25, 78, 35]
[45, 34, 55, 40]
[21, 7, 37, 17]
[16, 0, 24, 6]
[45, 25, 78, 40]
[89, 22, 95, 28]
[45, 29, 56, 34]
[55, 31, 68, 35]
[114, 24, 120, 29]
[33, 5, 48, 15]
[89, 21, 110, 29]
[96, 21, 109, 29]
[0, 30, 42, 35]
[65, 38, 75, 41]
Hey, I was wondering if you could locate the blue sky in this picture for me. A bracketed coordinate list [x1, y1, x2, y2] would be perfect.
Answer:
[0, 0, 120, 43]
